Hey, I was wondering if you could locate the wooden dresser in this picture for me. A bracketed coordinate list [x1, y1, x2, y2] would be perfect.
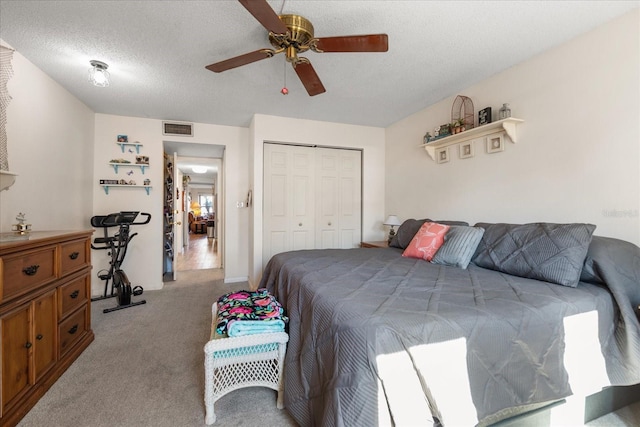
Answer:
[0, 230, 94, 427]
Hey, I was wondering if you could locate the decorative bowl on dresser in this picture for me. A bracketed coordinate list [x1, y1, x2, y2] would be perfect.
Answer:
[0, 230, 94, 427]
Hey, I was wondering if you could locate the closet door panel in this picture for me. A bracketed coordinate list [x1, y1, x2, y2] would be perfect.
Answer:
[291, 148, 315, 250]
[264, 143, 361, 266]
[264, 144, 315, 265]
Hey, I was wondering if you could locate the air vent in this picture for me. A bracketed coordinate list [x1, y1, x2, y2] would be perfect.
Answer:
[163, 121, 193, 137]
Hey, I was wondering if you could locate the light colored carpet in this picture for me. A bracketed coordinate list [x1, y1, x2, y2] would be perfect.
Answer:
[16, 268, 640, 427]
[18, 269, 296, 427]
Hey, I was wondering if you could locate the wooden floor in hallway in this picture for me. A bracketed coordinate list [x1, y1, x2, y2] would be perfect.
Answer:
[176, 232, 220, 270]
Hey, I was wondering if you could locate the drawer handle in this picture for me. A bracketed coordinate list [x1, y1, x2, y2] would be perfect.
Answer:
[70, 290, 80, 299]
[23, 265, 40, 276]
[68, 324, 79, 335]
[25, 342, 32, 349]
[69, 252, 80, 260]
[36, 334, 43, 340]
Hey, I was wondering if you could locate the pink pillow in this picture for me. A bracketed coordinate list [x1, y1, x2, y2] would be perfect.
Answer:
[402, 222, 450, 261]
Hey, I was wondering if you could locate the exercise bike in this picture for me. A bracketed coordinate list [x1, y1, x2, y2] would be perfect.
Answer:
[90, 211, 151, 313]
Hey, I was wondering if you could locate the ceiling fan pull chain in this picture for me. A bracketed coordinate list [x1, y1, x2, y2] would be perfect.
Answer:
[281, 59, 288, 95]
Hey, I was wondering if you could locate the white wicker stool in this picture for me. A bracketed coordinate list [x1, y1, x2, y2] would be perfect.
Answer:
[204, 303, 288, 425]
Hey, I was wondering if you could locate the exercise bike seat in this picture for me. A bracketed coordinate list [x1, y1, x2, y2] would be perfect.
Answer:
[93, 236, 116, 244]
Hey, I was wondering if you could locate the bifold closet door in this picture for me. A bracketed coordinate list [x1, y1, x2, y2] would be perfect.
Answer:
[315, 147, 362, 249]
[263, 143, 363, 266]
[263, 143, 316, 267]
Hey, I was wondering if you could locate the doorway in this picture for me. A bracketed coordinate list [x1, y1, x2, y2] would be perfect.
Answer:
[162, 141, 224, 281]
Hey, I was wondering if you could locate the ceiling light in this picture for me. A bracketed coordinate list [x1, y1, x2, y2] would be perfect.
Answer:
[88, 60, 110, 87]
[192, 166, 207, 174]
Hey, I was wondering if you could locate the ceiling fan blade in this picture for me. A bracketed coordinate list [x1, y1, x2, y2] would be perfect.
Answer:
[206, 49, 273, 72]
[238, 0, 289, 34]
[293, 61, 326, 96]
[314, 34, 389, 52]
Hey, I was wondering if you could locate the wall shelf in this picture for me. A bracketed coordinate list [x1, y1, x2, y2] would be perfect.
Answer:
[117, 142, 143, 153]
[109, 162, 148, 174]
[420, 117, 524, 160]
[101, 184, 152, 195]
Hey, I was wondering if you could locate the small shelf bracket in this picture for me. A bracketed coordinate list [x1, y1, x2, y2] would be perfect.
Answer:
[109, 163, 148, 174]
[117, 142, 144, 154]
[101, 185, 152, 195]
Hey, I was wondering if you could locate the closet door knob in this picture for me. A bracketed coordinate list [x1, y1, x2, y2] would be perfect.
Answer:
[298, 223, 302, 227]
[328, 222, 332, 226]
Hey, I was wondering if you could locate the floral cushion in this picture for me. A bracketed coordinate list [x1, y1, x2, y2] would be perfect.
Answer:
[402, 222, 450, 261]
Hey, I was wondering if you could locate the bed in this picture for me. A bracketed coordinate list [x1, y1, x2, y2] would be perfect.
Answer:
[259, 220, 640, 426]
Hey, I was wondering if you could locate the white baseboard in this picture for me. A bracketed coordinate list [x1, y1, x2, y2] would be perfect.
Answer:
[223, 276, 249, 284]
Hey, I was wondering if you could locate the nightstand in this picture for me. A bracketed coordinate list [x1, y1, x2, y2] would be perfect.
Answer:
[360, 241, 389, 248]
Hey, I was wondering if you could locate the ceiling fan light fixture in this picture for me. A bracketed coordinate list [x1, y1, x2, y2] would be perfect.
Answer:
[89, 60, 110, 87]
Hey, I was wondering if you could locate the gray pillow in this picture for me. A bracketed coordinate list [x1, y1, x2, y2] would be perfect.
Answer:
[580, 236, 640, 307]
[389, 219, 470, 249]
[389, 219, 429, 249]
[472, 222, 596, 287]
[431, 225, 485, 269]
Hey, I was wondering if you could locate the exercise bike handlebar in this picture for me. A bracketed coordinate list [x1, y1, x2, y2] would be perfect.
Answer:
[91, 211, 151, 228]
[90, 211, 152, 250]
[130, 212, 151, 225]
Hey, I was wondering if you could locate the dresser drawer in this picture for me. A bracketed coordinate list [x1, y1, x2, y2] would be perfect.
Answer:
[58, 276, 89, 319]
[60, 239, 88, 277]
[58, 305, 88, 357]
[1, 246, 57, 302]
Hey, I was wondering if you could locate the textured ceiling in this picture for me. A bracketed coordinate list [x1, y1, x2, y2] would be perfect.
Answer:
[0, 0, 638, 130]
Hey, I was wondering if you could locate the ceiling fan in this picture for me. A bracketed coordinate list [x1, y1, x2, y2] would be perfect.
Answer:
[205, 0, 389, 96]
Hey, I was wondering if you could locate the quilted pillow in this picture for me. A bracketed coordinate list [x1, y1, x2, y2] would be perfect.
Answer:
[580, 235, 640, 311]
[472, 222, 596, 287]
[431, 225, 485, 269]
[402, 222, 450, 261]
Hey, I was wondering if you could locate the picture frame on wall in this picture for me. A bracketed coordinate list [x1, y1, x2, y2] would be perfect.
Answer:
[486, 134, 504, 153]
[117, 134, 128, 142]
[459, 141, 474, 159]
[478, 107, 492, 126]
[436, 147, 450, 164]
[135, 155, 149, 165]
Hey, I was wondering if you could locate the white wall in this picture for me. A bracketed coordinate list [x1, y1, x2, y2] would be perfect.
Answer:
[249, 114, 386, 286]
[386, 10, 640, 245]
[92, 114, 248, 294]
[1, 43, 94, 232]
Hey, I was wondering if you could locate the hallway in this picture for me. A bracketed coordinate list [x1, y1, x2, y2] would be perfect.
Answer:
[176, 233, 221, 270]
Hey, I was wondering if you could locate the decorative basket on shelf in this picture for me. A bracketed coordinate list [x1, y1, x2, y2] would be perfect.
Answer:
[451, 95, 475, 134]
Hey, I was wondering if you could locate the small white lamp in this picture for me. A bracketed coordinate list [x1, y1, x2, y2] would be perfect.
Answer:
[383, 215, 402, 244]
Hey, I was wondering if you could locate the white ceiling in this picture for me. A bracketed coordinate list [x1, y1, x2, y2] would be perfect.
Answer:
[1, 1, 637, 131]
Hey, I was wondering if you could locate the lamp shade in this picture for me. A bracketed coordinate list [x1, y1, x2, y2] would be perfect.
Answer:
[190, 200, 201, 216]
[383, 215, 402, 227]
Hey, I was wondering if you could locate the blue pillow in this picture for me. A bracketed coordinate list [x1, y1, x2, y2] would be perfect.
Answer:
[431, 226, 485, 269]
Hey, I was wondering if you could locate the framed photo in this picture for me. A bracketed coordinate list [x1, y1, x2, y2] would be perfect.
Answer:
[436, 147, 450, 164]
[478, 107, 492, 126]
[459, 141, 474, 159]
[117, 134, 128, 143]
[486, 134, 504, 153]
[135, 155, 149, 165]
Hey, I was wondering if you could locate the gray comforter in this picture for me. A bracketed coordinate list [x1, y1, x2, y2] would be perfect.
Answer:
[261, 242, 640, 426]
